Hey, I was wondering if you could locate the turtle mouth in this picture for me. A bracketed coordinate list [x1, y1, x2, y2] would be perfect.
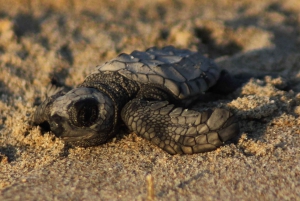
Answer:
[60, 133, 98, 142]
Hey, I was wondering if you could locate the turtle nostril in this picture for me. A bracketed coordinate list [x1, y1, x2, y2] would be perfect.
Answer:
[51, 114, 63, 124]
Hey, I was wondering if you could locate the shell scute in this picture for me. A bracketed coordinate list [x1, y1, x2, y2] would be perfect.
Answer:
[97, 46, 220, 99]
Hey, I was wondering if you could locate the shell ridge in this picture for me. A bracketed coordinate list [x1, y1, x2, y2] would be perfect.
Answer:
[105, 46, 220, 100]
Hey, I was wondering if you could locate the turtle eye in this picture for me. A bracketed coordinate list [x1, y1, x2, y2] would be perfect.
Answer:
[70, 99, 99, 127]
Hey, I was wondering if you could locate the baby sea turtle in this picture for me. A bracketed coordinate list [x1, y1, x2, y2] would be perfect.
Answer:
[32, 46, 239, 154]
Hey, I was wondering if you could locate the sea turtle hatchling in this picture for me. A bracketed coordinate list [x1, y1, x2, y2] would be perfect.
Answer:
[32, 46, 239, 154]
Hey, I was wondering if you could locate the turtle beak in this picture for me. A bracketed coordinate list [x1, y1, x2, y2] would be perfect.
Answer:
[32, 96, 53, 125]
[31, 85, 66, 126]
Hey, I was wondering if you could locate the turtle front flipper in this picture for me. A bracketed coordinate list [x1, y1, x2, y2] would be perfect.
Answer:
[121, 99, 239, 154]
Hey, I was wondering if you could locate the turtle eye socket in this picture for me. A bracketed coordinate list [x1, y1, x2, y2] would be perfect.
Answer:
[70, 99, 99, 127]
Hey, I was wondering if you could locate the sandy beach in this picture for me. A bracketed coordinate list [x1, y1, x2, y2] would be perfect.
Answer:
[0, 0, 299, 200]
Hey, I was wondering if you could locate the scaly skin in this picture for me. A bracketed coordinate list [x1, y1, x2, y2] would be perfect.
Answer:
[121, 99, 238, 154]
[32, 46, 239, 154]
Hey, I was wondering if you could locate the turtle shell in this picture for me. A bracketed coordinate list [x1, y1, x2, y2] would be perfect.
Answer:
[96, 46, 220, 99]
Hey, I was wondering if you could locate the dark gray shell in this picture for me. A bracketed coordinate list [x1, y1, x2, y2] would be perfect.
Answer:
[95, 46, 220, 99]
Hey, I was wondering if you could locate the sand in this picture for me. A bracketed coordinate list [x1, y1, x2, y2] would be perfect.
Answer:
[0, 0, 299, 200]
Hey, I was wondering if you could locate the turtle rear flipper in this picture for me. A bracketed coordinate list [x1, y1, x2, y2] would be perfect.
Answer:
[121, 99, 239, 154]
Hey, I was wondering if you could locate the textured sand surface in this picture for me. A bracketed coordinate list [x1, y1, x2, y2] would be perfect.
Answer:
[0, 0, 300, 200]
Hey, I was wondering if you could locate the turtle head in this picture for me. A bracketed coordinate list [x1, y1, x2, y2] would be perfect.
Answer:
[32, 87, 115, 146]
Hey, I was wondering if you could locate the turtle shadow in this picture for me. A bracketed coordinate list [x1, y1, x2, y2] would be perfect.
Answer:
[189, 4, 300, 151]
[226, 72, 298, 154]
[193, 68, 298, 154]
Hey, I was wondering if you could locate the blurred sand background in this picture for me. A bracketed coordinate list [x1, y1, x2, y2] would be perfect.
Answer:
[0, 0, 300, 200]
